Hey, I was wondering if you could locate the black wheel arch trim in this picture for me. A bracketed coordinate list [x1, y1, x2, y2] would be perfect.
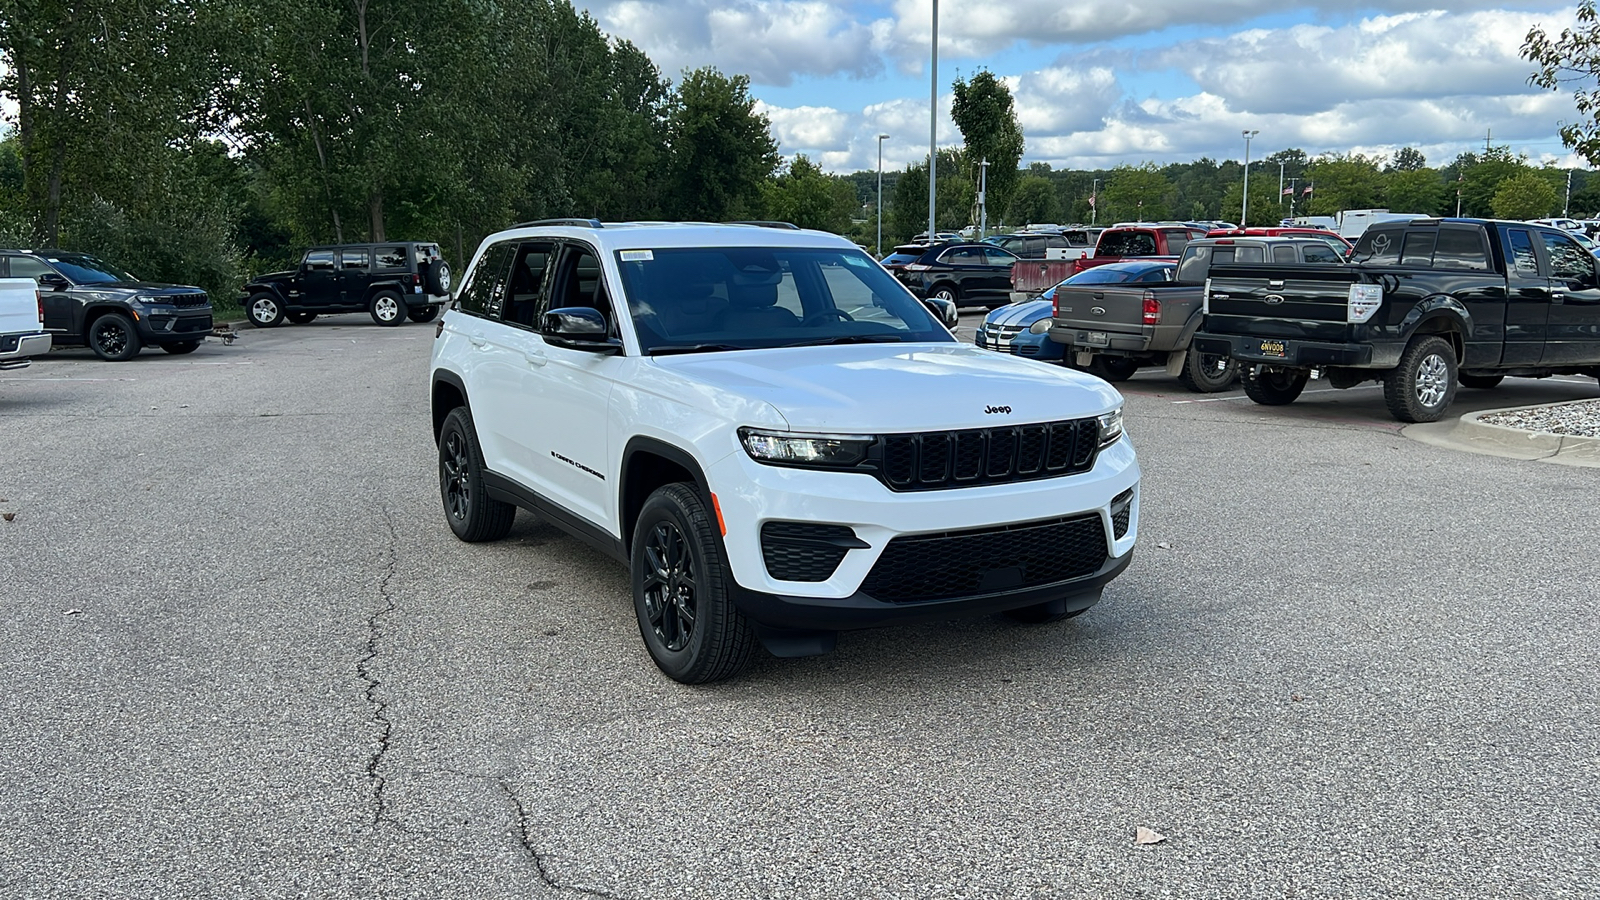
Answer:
[619, 436, 721, 559]
[1398, 297, 1470, 354]
[430, 370, 470, 442]
[480, 469, 627, 564]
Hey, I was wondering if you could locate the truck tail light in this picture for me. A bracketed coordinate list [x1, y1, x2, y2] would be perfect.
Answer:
[1142, 292, 1160, 325]
[411, 273, 422, 285]
[36, 289, 44, 324]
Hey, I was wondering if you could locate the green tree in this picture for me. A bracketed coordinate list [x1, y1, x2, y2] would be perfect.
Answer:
[887, 149, 973, 242]
[1389, 147, 1428, 172]
[1385, 168, 1445, 214]
[1220, 177, 1289, 226]
[1005, 175, 1060, 226]
[1451, 147, 1530, 217]
[1303, 153, 1385, 214]
[663, 67, 779, 220]
[1102, 163, 1172, 223]
[1524, 2, 1600, 166]
[1492, 171, 1561, 218]
[763, 155, 858, 233]
[951, 70, 1024, 227]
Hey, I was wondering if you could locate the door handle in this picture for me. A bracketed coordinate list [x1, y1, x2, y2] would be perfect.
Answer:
[1552, 291, 1565, 304]
[1093, 292, 1105, 300]
[468, 335, 487, 348]
[523, 349, 548, 367]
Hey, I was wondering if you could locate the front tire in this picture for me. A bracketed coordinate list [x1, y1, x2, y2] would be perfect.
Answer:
[369, 291, 405, 327]
[1177, 348, 1239, 393]
[1383, 335, 1457, 423]
[88, 313, 141, 361]
[160, 341, 201, 355]
[247, 293, 285, 328]
[287, 312, 317, 325]
[438, 407, 516, 542]
[631, 483, 756, 684]
[1241, 365, 1309, 405]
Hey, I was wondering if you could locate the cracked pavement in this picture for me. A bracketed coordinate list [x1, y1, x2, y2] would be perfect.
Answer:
[1, 314, 1597, 898]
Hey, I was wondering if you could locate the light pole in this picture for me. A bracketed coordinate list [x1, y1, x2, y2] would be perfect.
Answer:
[1240, 129, 1259, 226]
[927, 0, 939, 241]
[1091, 177, 1100, 226]
[978, 157, 989, 238]
[876, 133, 889, 256]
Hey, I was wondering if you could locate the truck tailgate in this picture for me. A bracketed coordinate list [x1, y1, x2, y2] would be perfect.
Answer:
[1204, 264, 1363, 341]
[0, 278, 41, 336]
[1054, 284, 1159, 334]
[1010, 260, 1077, 295]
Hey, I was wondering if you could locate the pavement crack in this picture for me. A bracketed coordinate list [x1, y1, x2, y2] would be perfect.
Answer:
[358, 504, 403, 829]
[500, 779, 629, 900]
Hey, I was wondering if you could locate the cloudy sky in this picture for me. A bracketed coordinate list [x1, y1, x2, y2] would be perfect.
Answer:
[581, 0, 1588, 174]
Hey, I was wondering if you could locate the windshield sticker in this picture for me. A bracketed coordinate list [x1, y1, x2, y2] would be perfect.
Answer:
[620, 250, 653, 262]
[844, 255, 870, 267]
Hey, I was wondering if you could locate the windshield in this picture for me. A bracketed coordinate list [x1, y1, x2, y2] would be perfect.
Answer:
[616, 246, 954, 355]
[46, 254, 138, 284]
[1063, 265, 1165, 285]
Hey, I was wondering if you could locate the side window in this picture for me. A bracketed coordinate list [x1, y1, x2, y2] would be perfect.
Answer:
[1302, 244, 1341, 264]
[1400, 232, 1436, 267]
[940, 247, 980, 265]
[1541, 231, 1596, 284]
[374, 247, 407, 269]
[983, 248, 1018, 267]
[545, 244, 612, 324]
[340, 248, 369, 270]
[305, 250, 335, 270]
[7, 256, 55, 281]
[1025, 237, 1046, 257]
[455, 242, 515, 318]
[1175, 245, 1210, 283]
[503, 242, 556, 328]
[1353, 228, 1402, 265]
[1433, 227, 1489, 271]
[1235, 245, 1265, 263]
[1507, 230, 1540, 273]
[1164, 231, 1191, 255]
[1272, 245, 1298, 264]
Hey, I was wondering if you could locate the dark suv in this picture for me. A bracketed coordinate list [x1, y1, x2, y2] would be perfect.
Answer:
[985, 229, 1098, 259]
[0, 249, 214, 360]
[886, 241, 1020, 308]
[241, 242, 451, 327]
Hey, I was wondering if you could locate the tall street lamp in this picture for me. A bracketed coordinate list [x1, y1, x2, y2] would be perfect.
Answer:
[927, 0, 939, 241]
[978, 157, 990, 238]
[876, 133, 890, 256]
[1241, 129, 1259, 226]
[1090, 177, 1100, 226]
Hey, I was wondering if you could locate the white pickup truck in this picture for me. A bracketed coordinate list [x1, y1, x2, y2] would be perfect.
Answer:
[0, 277, 52, 370]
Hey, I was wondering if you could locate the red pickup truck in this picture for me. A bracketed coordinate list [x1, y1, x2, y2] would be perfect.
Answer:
[1011, 224, 1208, 301]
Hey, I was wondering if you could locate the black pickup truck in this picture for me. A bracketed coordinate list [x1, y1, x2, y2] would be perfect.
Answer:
[1192, 218, 1600, 422]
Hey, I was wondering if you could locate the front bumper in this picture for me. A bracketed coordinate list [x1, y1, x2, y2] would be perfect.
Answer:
[135, 306, 213, 341]
[707, 436, 1139, 629]
[1191, 332, 1378, 368]
[0, 331, 52, 369]
[974, 326, 1065, 360]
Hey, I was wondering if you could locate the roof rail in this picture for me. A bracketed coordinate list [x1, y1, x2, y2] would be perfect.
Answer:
[512, 218, 604, 229]
[726, 220, 800, 230]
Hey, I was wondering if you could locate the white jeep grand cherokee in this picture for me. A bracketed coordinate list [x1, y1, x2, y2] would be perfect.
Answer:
[430, 219, 1139, 683]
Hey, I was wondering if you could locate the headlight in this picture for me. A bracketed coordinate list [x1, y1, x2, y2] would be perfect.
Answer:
[1028, 318, 1054, 334]
[1097, 408, 1123, 449]
[739, 428, 872, 467]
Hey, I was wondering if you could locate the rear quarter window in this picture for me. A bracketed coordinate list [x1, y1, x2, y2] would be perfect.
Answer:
[1433, 227, 1490, 271]
[1352, 228, 1404, 265]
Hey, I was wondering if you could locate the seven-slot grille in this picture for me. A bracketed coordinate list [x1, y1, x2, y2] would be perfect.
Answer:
[876, 418, 1099, 491]
[166, 292, 209, 307]
[861, 512, 1108, 603]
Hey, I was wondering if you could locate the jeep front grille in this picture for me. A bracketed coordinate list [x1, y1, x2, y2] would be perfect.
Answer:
[875, 418, 1099, 491]
[861, 513, 1108, 603]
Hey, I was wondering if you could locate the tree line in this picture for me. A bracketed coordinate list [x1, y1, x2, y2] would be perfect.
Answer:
[3, 0, 1599, 307]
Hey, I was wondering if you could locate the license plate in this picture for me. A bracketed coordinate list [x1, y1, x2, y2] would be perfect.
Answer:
[1083, 331, 1109, 347]
[1259, 339, 1286, 358]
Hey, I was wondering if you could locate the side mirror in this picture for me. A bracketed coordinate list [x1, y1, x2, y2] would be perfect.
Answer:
[542, 307, 621, 353]
[38, 272, 69, 290]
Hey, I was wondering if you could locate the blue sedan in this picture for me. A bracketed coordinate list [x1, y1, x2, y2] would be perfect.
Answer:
[975, 260, 1179, 362]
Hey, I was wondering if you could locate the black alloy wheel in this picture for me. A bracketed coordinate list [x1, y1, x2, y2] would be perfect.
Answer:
[438, 407, 515, 542]
[631, 483, 755, 683]
[89, 313, 141, 361]
[1177, 348, 1239, 393]
[1241, 365, 1310, 406]
[161, 341, 201, 355]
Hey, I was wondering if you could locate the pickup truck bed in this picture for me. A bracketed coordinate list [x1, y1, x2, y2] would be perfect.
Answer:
[0, 277, 51, 370]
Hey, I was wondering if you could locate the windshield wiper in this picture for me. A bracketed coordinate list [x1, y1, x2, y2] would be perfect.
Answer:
[648, 343, 749, 356]
[787, 334, 907, 347]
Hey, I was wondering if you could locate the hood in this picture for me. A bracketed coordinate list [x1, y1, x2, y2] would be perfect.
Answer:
[650, 342, 1121, 434]
[252, 270, 295, 285]
[72, 281, 204, 296]
[984, 300, 1052, 328]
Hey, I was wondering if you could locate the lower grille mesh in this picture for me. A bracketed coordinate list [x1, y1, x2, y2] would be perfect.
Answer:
[862, 513, 1108, 603]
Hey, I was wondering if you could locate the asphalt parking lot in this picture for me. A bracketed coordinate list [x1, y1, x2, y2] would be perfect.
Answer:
[2, 314, 1597, 898]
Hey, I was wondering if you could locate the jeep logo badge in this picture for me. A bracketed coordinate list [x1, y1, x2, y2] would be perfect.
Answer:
[984, 405, 1012, 415]
[1091, 306, 1106, 316]
[1264, 294, 1285, 305]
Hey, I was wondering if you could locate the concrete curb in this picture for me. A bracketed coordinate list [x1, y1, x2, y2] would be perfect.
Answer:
[1404, 400, 1600, 468]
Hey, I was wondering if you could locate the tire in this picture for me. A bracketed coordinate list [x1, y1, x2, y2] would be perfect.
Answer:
[369, 291, 405, 327]
[287, 312, 317, 325]
[1383, 335, 1458, 423]
[1177, 347, 1239, 393]
[930, 284, 960, 305]
[160, 341, 201, 355]
[631, 483, 756, 684]
[438, 407, 516, 543]
[88, 313, 141, 361]
[246, 292, 285, 328]
[1458, 373, 1504, 390]
[1241, 365, 1310, 406]
[1088, 356, 1140, 382]
[424, 261, 451, 296]
[408, 305, 441, 323]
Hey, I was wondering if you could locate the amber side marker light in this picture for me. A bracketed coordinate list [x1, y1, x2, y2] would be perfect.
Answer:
[710, 493, 727, 536]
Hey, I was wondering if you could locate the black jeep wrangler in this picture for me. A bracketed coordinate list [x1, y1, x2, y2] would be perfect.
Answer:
[241, 242, 451, 328]
[1, 249, 214, 361]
